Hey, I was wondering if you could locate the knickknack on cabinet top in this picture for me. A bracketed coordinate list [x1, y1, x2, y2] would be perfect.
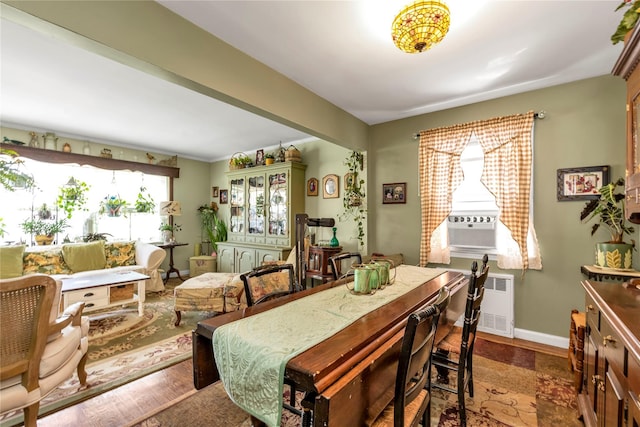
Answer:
[613, 23, 640, 223]
[1, 143, 179, 178]
[226, 162, 306, 248]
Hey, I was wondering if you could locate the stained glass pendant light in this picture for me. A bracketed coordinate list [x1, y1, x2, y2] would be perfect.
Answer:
[391, 0, 450, 54]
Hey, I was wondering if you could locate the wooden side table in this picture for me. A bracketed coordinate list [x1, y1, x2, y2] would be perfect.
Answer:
[306, 245, 342, 286]
[156, 242, 189, 283]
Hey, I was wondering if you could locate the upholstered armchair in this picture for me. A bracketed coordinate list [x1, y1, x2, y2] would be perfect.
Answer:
[0, 274, 89, 426]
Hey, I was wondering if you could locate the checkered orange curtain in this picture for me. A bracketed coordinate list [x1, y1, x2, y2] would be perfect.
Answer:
[418, 125, 473, 265]
[418, 111, 535, 268]
[475, 112, 535, 269]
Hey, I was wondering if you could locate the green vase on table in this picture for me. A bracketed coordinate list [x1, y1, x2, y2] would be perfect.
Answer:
[330, 227, 339, 247]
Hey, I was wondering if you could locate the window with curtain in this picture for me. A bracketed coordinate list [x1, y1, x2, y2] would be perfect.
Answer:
[418, 111, 542, 270]
[2, 158, 169, 245]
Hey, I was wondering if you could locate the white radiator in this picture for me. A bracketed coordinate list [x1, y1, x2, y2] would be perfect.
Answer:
[448, 269, 514, 338]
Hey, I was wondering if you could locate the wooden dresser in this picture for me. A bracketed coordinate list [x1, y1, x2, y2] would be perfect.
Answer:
[578, 280, 640, 427]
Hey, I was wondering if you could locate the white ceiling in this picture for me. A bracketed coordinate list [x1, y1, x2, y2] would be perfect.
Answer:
[0, 1, 626, 162]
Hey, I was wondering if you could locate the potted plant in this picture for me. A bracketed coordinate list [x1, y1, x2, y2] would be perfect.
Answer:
[99, 195, 128, 217]
[20, 217, 69, 245]
[159, 221, 181, 243]
[197, 203, 228, 253]
[580, 177, 635, 269]
[340, 150, 366, 248]
[229, 153, 253, 170]
[265, 153, 275, 165]
[612, 1, 640, 44]
[56, 177, 90, 219]
[134, 186, 156, 213]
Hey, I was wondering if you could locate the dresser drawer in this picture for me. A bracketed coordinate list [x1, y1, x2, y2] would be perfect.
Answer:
[65, 286, 108, 304]
[585, 294, 599, 332]
[630, 354, 640, 397]
[600, 316, 625, 380]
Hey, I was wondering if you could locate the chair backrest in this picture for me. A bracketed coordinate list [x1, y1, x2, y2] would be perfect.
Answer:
[241, 263, 297, 306]
[329, 252, 362, 280]
[393, 286, 451, 426]
[459, 255, 489, 363]
[0, 274, 57, 390]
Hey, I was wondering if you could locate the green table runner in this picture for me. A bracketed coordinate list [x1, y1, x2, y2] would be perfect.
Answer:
[212, 265, 445, 427]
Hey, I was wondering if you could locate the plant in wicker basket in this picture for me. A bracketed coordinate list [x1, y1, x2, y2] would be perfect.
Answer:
[229, 153, 252, 170]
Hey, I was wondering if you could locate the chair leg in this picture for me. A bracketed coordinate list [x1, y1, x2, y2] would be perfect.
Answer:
[23, 402, 39, 427]
[458, 373, 467, 427]
[77, 351, 88, 387]
[174, 310, 182, 326]
[467, 354, 474, 398]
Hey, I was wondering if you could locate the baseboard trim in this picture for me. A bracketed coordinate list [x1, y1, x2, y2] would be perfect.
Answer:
[514, 328, 569, 349]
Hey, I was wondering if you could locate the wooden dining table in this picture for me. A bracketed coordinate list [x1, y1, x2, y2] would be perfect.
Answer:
[192, 265, 468, 427]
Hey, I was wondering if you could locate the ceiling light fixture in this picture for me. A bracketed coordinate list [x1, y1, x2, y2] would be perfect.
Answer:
[391, 1, 450, 54]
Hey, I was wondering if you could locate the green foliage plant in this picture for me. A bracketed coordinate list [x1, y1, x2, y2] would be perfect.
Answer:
[134, 186, 156, 213]
[56, 177, 90, 219]
[612, 1, 640, 44]
[20, 217, 68, 236]
[580, 177, 635, 243]
[340, 151, 366, 248]
[197, 203, 228, 253]
[0, 147, 35, 191]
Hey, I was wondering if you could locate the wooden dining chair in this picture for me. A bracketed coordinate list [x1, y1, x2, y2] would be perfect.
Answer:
[328, 252, 362, 280]
[241, 263, 299, 307]
[431, 254, 489, 427]
[240, 263, 302, 417]
[371, 285, 451, 427]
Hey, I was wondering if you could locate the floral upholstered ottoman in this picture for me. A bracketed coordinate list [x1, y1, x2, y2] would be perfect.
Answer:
[173, 272, 245, 326]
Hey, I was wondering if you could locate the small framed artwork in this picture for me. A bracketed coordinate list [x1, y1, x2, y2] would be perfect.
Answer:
[383, 182, 406, 204]
[255, 149, 265, 166]
[322, 174, 340, 199]
[344, 172, 355, 191]
[219, 189, 229, 204]
[307, 177, 318, 196]
[212, 186, 219, 198]
[557, 165, 609, 201]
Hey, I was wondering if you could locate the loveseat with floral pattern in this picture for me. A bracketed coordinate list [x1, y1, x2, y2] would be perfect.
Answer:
[0, 240, 166, 292]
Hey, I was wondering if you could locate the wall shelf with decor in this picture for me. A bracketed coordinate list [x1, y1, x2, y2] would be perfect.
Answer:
[1, 143, 179, 178]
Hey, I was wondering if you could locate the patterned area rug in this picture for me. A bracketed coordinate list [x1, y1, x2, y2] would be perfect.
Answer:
[0, 278, 214, 427]
[129, 338, 582, 427]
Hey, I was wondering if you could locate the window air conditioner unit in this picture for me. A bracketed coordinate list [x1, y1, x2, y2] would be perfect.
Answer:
[447, 213, 498, 250]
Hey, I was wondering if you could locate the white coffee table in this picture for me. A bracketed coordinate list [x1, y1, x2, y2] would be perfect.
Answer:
[61, 271, 150, 316]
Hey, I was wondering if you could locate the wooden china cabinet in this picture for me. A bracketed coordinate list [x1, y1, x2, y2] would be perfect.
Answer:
[613, 24, 640, 223]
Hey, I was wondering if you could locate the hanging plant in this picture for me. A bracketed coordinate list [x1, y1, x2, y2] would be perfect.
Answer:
[99, 195, 128, 217]
[134, 186, 156, 213]
[339, 150, 366, 248]
[0, 147, 35, 191]
[56, 177, 90, 219]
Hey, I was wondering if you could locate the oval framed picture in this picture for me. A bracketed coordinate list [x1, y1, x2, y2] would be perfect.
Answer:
[322, 174, 339, 199]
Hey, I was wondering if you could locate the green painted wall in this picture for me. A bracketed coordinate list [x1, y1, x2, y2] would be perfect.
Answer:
[369, 75, 629, 338]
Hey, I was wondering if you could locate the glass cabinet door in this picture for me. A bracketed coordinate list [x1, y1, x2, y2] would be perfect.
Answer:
[229, 178, 245, 234]
[268, 172, 288, 237]
[247, 175, 265, 236]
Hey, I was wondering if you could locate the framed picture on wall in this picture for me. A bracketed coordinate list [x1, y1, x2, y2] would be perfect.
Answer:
[557, 165, 609, 201]
[307, 178, 318, 196]
[219, 189, 228, 204]
[322, 174, 339, 199]
[382, 182, 406, 204]
[212, 186, 219, 198]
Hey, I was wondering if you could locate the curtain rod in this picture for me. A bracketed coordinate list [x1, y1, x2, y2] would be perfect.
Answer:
[412, 110, 546, 140]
